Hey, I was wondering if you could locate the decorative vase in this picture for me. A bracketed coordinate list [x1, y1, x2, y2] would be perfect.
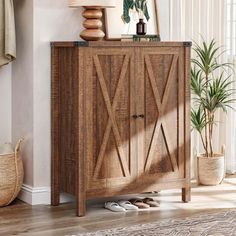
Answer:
[197, 154, 225, 186]
[136, 19, 146, 35]
[68, 0, 116, 41]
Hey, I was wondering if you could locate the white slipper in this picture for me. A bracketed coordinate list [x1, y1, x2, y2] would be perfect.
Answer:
[118, 200, 139, 210]
[104, 202, 126, 212]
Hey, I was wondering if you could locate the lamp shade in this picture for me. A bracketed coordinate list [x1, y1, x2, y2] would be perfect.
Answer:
[68, 0, 116, 8]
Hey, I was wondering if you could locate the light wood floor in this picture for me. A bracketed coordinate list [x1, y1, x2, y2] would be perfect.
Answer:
[1, 176, 236, 236]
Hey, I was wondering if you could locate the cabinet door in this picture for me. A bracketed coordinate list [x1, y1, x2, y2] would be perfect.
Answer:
[84, 47, 136, 192]
[137, 47, 186, 182]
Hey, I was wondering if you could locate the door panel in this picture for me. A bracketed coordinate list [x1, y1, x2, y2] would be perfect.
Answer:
[85, 48, 135, 190]
[139, 47, 185, 181]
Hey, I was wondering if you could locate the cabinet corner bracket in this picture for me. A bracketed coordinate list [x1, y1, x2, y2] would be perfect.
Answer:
[74, 41, 89, 47]
[183, 42, 192, 47]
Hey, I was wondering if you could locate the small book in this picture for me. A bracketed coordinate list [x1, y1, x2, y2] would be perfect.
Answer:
[121, 34, 133, 38]
[133, 35, 161, 42]
[121, 34, 161, 42]
[121, 34, 133, 41]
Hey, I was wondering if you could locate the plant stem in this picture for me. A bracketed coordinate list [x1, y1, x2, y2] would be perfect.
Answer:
[200, 132, 208, 155]
[208, 111, 213, 156]
[209, 114, 214, 157]
[205, 72, 209, 157]
[204, 108, 209, 157]
[199, 96, 209, 157]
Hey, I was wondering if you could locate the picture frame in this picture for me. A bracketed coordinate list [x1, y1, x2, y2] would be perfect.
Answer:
[104, 0, 160, 40]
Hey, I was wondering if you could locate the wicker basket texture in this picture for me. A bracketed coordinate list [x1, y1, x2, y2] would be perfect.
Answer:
[198, 154, 224, 186]
[0, 139, 24, 207]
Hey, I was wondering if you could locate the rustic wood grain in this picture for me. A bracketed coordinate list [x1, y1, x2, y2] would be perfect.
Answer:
[182, 46, 191, 202]
[144, 54, 178, 173]
[51, 41, 192, 48]
[93, 55, 130, 179]
[51, 42, 191, 216]
[77, 48, 86, 216]
[177, 48, 185, 179]
[85, 48, 134, 192]
[51, 47, 60, 206]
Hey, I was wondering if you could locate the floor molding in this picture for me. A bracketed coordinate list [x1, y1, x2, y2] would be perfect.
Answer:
[18, 184, 75, 205]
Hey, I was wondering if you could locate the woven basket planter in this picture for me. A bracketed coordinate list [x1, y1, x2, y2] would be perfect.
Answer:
[198, 154, 225, 186]
[0, 139, 24, 207]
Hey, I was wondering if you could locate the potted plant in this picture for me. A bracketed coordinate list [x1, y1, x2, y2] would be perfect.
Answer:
[191, 39, 235, 185]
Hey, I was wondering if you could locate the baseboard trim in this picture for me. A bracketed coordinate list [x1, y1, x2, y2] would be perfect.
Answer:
[18, 184, 75, 205]
[18, 184, 51, 205]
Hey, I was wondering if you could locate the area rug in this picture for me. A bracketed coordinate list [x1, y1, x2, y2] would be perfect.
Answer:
[71, 209, 236, 236]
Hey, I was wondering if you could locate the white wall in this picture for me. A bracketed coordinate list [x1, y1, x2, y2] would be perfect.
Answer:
[11, 0, 82, 203]
[12, 0, 34, 186]
[158, 0, 170, 40]
[0, 65, 12, 144]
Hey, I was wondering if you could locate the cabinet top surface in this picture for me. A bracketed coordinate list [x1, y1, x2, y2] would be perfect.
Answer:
[50, 41, 192, 48]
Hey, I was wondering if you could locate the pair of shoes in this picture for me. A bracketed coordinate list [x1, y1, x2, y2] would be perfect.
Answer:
[104, 200, 139, 212]
[129, 198, 160, 208]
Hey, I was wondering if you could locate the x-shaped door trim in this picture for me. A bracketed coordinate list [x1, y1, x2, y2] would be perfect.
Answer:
[144, 54, 178, 173]
[93, 55, 130, 179]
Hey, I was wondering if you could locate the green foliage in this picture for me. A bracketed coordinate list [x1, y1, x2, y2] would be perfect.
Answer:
[123, 0, 150, 24]
[191, 108, 206, 133]
[191, 67, 204, 97]
[203, 74, 236, 113]
[191, 39, 235, 157]
[123, 0, 134, 24]
[192, 39, 233, 75]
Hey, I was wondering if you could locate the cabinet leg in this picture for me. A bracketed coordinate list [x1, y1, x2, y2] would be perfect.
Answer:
[51, 161, 60, 206]
[51, 186, 60, 206]
[76, 196, 86, 217]
[182, 187, 191, 202]
[51, 130, 60, 206]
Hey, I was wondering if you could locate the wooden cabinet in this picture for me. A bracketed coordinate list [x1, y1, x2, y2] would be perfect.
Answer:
[85, 47, 135, 192]
[51, 41, 191, 216]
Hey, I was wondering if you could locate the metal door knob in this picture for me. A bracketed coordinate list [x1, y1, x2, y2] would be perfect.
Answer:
[132, 114, 145, 119]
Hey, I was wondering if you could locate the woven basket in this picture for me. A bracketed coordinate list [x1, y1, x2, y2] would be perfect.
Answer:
[198, 154, 224, 186]
[0, 139, 24, 207]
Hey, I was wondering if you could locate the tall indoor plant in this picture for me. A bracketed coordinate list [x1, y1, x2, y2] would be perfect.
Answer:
[191, 39, 235, 185]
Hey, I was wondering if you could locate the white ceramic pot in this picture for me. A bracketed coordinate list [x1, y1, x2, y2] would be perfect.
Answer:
[198, 154, 225, 186]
